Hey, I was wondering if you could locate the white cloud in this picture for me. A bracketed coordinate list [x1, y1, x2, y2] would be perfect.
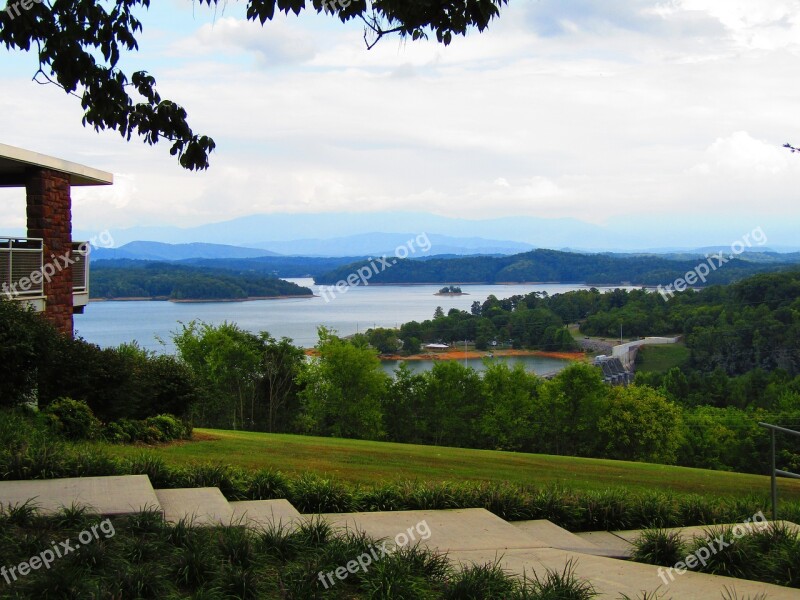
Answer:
[173, 16, 318, 66]
[0, 0, 798, 240]
[691, 131, 793, 175]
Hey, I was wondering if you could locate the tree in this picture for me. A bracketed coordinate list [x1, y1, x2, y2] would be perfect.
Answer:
[597, 385, 683, 464]
[173, 321, 263, 429]
[296, 327, 386, 439]
[0, 0, 507, 170]
[259, 333, 305, 433]
[382, 363, 427, 443]
[479, 361, 540, 451]
[533, 363, 606, 456]
[421, 360, 483, 446]
[365, 327, 400, 355]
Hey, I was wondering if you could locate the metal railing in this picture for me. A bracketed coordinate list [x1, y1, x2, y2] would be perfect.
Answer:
[71, 241, 89, 294]
[0, 238, 90, 305]
[759, 422, 800, 520]
[0, 237, 44, 298]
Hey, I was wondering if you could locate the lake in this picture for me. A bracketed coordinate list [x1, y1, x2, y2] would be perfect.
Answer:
[74, 279, 636, 358]
[379, 354, 571, 376]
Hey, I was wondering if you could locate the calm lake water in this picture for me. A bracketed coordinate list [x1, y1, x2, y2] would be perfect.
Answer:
[74, 279, 634, 362]
[379, 355, 570, 376]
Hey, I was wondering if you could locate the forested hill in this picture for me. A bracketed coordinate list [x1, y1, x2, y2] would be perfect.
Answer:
[90, 262, 314, 300]
[314, 249, 797, 286]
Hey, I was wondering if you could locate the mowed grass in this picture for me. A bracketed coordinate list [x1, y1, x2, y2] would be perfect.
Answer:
[104, 429, 800, 501]
[635, 343, 690, 373]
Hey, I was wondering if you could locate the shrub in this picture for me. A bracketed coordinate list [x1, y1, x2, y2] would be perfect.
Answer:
[631, 529, 686, 567]
[103, 414, 191, 444]
[43, 397, 102, 440]
[144, 414, 191, 441]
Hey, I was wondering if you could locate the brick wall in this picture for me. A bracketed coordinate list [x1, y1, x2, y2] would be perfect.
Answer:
[25, 168, 73, 337]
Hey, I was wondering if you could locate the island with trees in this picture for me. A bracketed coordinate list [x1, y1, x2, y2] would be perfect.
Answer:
[90, 261, 314, 301]
[436, 285, 465, 296]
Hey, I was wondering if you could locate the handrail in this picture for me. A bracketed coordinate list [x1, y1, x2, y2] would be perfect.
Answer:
[1, 238, 90, 301]
[0, 237, 44, 298]
[759, 422, 800, 520]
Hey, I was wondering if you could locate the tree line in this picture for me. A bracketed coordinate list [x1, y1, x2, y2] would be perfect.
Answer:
[90, 262, 313, 300]
[314, 248, 796, 286]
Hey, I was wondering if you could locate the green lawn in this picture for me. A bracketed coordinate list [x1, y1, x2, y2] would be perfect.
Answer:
[635, 343, 690, 373]
[104, 429, 800, 501]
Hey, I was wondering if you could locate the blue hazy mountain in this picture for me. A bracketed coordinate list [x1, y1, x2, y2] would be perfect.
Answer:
[90, 241, 280, 261]
[75, 212, 800, 255]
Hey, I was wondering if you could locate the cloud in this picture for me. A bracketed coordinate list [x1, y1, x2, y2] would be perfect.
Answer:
[691, 131, 793, 176]
[174, 16, 318, 66]
[667, 0, 800, 49]
[0, 0, 798, 239]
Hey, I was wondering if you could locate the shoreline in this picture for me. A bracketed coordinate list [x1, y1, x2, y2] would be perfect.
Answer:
[315, 281, 653, 288]
[304, 347, 585, 362]
[90, 294, 317, 303]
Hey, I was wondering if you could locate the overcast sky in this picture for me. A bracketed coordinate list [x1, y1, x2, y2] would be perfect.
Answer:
[1, 0, 799, 246]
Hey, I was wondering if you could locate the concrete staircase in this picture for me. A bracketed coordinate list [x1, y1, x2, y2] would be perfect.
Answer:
[1, 475, 798, 599]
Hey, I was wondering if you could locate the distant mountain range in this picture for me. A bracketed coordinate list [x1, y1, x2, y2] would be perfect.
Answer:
[91, 238, 800, 264]
[90, 241, 279, 261]
[90, 235, 534, 260]
[72, 211, 800, 254]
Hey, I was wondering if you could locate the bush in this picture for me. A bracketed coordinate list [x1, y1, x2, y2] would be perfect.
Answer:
[631, 529, 686, 567]
[144, 414, 191, 442]
[102, 415, 191, 445]
[43, 397, 102, 440]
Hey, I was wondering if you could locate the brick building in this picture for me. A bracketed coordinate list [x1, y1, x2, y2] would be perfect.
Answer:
[0, 143, 113, 337]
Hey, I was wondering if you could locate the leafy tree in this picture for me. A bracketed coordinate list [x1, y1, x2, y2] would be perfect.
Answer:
[173, 321, 263, 429]
[597, 385, 683, 464]
[297, 327, 386, 439]
[421, 360, 484, 447]
[259, 333, 305, 433]
[0, 0, 507, 169]
[533, 363, 606, 456]
[0, 299, 56, 406]
[470, 300, 482, 316]
[382, 363, 428, 443]
[479, 361, 540, 451]
[365, 327, 400, 354]
[433, 306, 445, 319]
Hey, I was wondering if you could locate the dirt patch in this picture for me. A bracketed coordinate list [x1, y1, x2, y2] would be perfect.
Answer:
[192, 431, 221, 442]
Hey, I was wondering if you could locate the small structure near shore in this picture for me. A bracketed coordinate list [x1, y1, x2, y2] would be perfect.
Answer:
[424, 343, 450, 350]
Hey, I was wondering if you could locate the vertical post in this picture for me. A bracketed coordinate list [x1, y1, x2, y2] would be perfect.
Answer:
[26, 167, 74, 337]
[771, 429, 777, 521]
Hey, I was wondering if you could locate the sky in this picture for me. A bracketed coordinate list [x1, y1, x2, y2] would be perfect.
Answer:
[1, 0, 799, 248]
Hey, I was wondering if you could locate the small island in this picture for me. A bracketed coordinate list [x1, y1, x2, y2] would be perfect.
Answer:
[435, 285, 467, 296]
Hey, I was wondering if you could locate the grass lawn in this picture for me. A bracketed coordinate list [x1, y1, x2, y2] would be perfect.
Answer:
[103, 429, 800, 501]
[635, 343, 690, 373]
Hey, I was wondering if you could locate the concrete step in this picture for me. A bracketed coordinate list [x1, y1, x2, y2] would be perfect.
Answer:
[574, 531, 634, 558]
[230, 499, 304, 529]
[0, 475, 161, 516]
[612, 519, 800, 545]
[512, 520, 629, 559]
[155, 488, 234, 525]
[319, 508, 551, 552]
[452, 546, 799, 600]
